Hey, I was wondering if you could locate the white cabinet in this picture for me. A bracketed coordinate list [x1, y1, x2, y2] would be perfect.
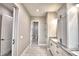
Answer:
[49, 40, 62, 56]
[56, 47, 62, 56]
[49, 40, 72, 56]
[49, 40, 57, 56]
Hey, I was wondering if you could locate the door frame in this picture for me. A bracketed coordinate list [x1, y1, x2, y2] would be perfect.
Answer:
[12, 5, 19, 56]
[30, 20, 40, 46]
[0, 15, 2, 56]
[0, 3, 19, 56]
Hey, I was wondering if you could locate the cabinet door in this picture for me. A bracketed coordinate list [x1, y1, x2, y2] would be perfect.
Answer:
[49, 42, 55, 55]
[49, 41, 58, 56]
[56, 48, 62, 56]
[62, 49, 71, 56]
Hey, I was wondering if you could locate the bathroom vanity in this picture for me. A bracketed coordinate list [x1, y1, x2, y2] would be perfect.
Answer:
[49, 38, 77, 56]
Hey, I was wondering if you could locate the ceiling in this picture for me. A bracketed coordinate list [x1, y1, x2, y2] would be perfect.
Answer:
[23, 3, 64, 16]
[0, 3, 16, 12]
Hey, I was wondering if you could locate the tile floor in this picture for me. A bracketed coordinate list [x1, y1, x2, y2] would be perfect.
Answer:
[21, 46, 52, 56]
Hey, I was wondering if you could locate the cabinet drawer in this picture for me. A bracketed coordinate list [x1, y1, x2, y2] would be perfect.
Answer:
[61, 49, 71, 56]
[49, 41, 58, 56]
[57, 48, 63, 56]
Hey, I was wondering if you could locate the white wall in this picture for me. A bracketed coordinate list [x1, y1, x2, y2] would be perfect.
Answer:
[47, 12, 57, 37]
[31, 16, 47, 45]
[15, 4, 31, 55]
[46, 12, 58, 47]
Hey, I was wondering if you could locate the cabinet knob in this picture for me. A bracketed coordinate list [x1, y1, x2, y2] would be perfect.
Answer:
[51, 43, 52, 46]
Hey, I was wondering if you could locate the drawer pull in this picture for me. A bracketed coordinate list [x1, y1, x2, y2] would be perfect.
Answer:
[51, 43, 52, 46]
[56, 45, 59, 48]
[56, 51, 59, 54]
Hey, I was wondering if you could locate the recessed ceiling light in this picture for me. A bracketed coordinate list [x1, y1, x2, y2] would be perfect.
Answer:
[76, 4, 79, 7]
[36, 9, 39, 12]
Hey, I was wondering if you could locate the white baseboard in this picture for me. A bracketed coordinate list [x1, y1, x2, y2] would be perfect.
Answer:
[38, 44, 47, 46]
[20, 45, 30, 56]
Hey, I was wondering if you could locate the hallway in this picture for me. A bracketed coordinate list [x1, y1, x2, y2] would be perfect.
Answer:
[0, 3, 79, 56]
[21, 46, 52, 56]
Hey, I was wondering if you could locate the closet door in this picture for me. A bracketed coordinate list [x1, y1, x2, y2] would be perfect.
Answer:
[1, 15, 13, 56]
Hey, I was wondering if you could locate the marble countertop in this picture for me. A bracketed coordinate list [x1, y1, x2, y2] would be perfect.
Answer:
[50, 38, 58, 44]
[50, 38, 78, 56]
[58, 43, 77, 56]
[71, 51, 79, 56]
[51, 39, 58, 43]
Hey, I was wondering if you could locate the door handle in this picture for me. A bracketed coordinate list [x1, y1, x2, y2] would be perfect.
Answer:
[1, 39, 4, 40]
[13, 39, 15, 44]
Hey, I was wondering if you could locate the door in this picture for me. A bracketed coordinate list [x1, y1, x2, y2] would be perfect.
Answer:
[1, 15, 13, 56]
[0, 15, 2, 56]
[32, 22, 38, 46]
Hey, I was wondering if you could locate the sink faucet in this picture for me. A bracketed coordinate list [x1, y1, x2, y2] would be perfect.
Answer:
[60, 38, 62, 44]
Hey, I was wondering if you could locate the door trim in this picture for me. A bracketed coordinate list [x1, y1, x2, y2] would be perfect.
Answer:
[0, 15, 2, 56]
[12, 6, 19, 56]
[30, 20, 40, 46]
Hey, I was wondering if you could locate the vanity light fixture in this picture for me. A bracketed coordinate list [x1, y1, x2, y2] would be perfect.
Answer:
[20, 35, 23, 39]
[36, 9, 39, 12]
[76, 4, 79, 7]
[51, 19, 57, 25]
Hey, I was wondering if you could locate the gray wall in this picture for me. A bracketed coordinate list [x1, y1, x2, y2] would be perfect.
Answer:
[0, 5, 12, 16]
[57, 4, 67, 47]
[15, 4, 31, 55]
[57, 4, 79, 49]
[67, 4, 79, 49]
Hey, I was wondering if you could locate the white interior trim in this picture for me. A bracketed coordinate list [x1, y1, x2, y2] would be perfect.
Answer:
[38, 44, 47, 47]
[12, 6, 19, 56]
[20, 45, 30, 56]
[0, 14, 13, 18]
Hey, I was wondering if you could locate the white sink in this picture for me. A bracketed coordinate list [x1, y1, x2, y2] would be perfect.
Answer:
[51, 39, 58, 43]
[72, 51, 79, 56]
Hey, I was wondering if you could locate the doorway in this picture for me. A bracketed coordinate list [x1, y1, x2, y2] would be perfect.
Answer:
[32, 22, 38, 45]
[30, 20, 39, 46]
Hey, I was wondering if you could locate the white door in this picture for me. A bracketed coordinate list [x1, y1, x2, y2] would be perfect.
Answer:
[1, 15, 13, 56]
